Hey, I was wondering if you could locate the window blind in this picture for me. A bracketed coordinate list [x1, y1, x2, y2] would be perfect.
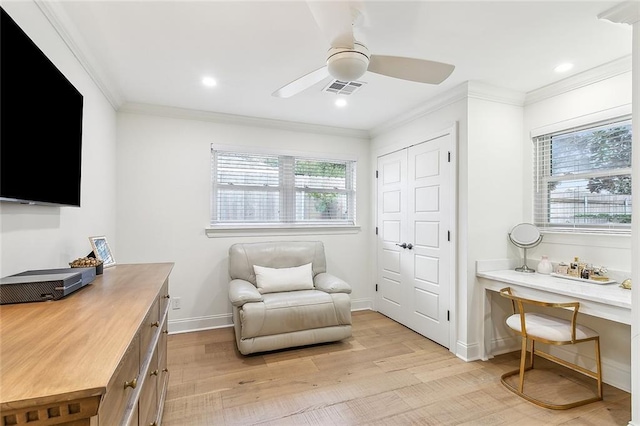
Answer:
[533, 117, 632, 233]
[211, 149, 356, 226]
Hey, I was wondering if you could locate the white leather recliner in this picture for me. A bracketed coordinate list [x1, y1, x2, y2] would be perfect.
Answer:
[228, 241, 352, 355]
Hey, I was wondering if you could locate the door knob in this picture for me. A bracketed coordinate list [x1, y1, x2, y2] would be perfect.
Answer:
[395, 243, 413, 249]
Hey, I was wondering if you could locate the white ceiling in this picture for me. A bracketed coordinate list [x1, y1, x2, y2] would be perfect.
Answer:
[52, 1, 633, 131]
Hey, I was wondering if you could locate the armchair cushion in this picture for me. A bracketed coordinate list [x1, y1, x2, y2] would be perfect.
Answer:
[313, 272, 352, 294]
[253, 263, 314, 294]
[229, 279, 263, 307]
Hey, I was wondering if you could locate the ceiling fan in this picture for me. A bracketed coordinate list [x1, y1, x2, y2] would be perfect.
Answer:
[272, 1, 455, 98]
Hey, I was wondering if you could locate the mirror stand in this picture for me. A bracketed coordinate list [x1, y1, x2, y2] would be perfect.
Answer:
[508, 223, 543, 274]
[515, 247, 535, 273]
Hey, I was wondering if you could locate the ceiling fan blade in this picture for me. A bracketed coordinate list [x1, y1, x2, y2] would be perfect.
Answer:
[306, 1, 355, 48]
[368, 55, 455, 84]
[272, 66, 330, 98]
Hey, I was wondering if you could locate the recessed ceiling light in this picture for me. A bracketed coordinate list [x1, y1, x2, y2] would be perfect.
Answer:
[554, 63, 574, 73]
[202, 76, 217, 87]
[335, 98, 347, 108]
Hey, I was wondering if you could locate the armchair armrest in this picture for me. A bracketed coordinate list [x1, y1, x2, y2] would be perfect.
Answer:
[314, 272, 351, 294]
[229, 279, 263, 307]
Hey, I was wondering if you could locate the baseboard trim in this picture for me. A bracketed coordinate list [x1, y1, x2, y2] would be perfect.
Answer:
[351, 298, 374, 311]
[168, 313, 232, 334]
[455, 340, 480, 362]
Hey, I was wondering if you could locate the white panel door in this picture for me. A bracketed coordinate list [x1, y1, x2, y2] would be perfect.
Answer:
[376, 133, 453, 348]
[376, 149, 407, 322]
[406, 136, 451, 347]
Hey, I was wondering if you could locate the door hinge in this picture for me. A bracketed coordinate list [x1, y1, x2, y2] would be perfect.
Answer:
[447, 310, 450, 321]
[447, 230, 451, 241]
[375, 284, 378, 292]
[447, 151, 451, 163]
[376, 170, 378, 178]
[375, 226, 378, 235]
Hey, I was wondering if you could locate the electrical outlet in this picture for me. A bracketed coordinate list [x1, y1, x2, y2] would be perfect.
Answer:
[172, 297, 181, 310]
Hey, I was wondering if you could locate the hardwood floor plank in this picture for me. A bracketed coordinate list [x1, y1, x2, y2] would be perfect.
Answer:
[162, 310, 631, 425]
[162, 391, 225, 425]
[221, 369, 420, 424]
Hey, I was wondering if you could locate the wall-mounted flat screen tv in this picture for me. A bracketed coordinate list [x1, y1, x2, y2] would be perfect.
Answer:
[1, 7, 84, 207]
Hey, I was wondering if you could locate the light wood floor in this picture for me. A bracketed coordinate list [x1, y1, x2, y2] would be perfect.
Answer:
[162, 310, 631, 425]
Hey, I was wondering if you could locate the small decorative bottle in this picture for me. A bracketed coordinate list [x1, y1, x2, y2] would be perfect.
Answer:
[537, 255, 553, 275]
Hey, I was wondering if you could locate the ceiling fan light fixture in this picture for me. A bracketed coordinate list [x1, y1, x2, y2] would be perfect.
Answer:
[326, 44, 370, 82]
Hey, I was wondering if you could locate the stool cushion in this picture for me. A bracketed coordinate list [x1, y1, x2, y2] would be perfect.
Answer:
[506, 312, 599, 341]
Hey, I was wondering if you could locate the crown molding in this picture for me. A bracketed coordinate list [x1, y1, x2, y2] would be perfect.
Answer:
[119, 103, 371, 140]
[34, 0, 124, 109]
[525, 55, 632, 105]
[598, 1, 640, 25]
[370, 81, 525, 138]
[369, 83, 469, 138]
[467, 81, 526, 106]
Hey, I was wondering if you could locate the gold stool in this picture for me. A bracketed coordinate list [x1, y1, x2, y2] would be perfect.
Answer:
[499, 287, 603, 409]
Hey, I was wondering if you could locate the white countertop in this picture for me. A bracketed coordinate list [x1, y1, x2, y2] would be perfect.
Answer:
[477, 269, 631, 310]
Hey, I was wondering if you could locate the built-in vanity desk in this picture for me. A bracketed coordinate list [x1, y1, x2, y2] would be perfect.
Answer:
[477, 262, 631, 361]
[0, 263, 173, 426]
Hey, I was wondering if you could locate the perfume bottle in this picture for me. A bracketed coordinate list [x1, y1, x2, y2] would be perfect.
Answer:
[537, 255, 553, 275]
[569, 256, 580, 277]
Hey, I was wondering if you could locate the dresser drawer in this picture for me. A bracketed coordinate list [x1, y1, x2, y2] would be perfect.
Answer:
[139, 349, 159, 425]
[158, 279, 170, 322]
[140, 299, 160, 366]
[98, 334, 140, 426]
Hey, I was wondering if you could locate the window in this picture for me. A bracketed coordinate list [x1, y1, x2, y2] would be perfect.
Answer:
[533, 117, 632, 233]
[211, 148, 356, 227]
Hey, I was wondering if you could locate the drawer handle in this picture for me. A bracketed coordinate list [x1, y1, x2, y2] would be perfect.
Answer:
[124, 378, 137, 389]
[163, 368, 169, 373]
[150, 422, 158, 426]
[150, 321, 160, 328]
[163, 330, 169, 334]
[164, 294, 170, 299]
[150, 369, 159, 377]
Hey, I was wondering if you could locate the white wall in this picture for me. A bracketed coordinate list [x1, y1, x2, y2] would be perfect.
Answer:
[465, 93, 524, 359]
[115, 109, 373, 333]
[0, 2, 117, 278]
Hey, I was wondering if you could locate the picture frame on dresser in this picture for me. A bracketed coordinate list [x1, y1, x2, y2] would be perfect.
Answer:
[89, 235, 116, 267]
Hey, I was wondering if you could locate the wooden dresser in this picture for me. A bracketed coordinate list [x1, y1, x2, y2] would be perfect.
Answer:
[0, 263, 174, 426]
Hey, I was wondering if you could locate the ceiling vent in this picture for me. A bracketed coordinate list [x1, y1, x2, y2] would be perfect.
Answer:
[322, 79, 366, 96]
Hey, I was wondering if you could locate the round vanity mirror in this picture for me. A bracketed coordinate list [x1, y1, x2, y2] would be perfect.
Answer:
[508, 223, 543, 273]
[509, 223, 542, 247]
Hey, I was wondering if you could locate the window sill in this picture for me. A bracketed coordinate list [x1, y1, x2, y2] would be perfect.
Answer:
[540, 229, 631, 237]
[539, 229, 631, 250]
[205, 224, 361, 238]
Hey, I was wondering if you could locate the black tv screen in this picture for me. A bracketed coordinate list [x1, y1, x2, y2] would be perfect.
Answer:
[1, 7, 84, 207]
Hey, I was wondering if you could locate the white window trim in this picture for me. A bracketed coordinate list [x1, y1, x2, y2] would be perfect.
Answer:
[205, 224, 361, 238]
[209, 144, 359, 233]
[530, 104, 631, 138]
[211, 144, 358, 163]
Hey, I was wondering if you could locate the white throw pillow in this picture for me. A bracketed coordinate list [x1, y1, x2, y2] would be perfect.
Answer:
[253, 263, 314, 294]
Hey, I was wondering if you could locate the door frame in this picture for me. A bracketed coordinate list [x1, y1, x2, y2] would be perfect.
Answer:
[373, 123, 458, 352]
